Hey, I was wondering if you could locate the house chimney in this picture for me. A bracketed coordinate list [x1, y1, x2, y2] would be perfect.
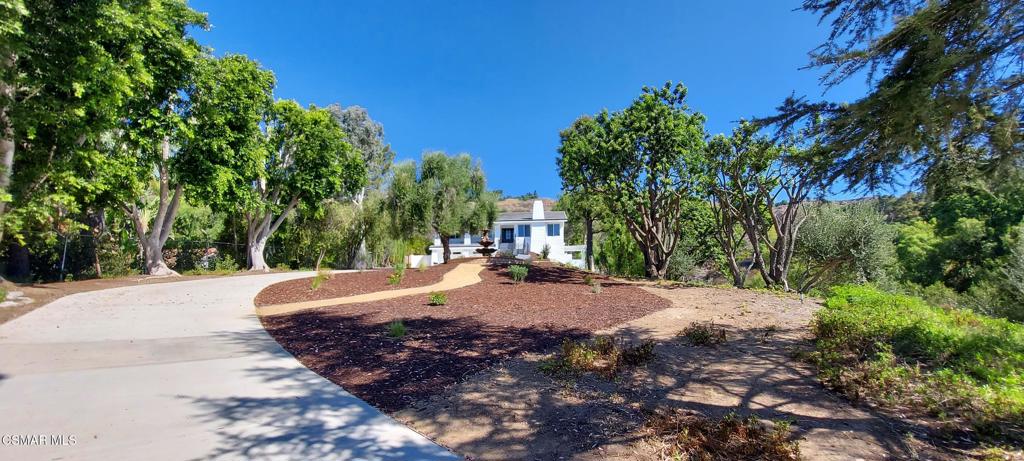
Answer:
[531, 200, 544, 220]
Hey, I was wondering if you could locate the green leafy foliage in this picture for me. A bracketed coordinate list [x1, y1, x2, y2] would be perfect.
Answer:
[428, 291, 447, 306]
[557, 82, 709, 279]
[540, 336, 656, 379]
[507, 264, 528, 283]
[310, 270, 331, 291]
[387, 263, 405, 286]
[793, 202, 896, 292]
[386, 320, 407, 339]
[812, 285, 1024, 440]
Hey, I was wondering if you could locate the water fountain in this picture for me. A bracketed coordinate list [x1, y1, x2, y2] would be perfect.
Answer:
[474, 229, 497, 258]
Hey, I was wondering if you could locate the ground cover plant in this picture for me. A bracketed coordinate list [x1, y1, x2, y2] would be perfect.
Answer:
[387, 320, 407, 339]
[645, 410, 801, 461]
[679, 321, 728, 346]
[428, 291, 447, 306]
[811, 285, 1024, 441]
[387, 263, 405, 285]
[539, 335, 655, 379]
[508, 264, 528, 283]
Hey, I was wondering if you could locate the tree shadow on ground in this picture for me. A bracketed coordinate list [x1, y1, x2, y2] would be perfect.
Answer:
[400, 323, 963, 460]
[177, 327, 460, 461]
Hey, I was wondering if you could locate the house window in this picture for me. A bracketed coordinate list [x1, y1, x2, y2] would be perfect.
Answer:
[547, 223, 560, 237]
[516, 224, 531, 237]
[500, 228, 514, 243]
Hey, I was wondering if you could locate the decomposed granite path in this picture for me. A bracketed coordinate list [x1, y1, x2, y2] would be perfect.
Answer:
[0, 271, 459, 461]
[256, 261, 486, 316]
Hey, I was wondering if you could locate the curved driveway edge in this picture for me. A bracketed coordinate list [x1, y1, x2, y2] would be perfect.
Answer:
[0, 272, 459, 461]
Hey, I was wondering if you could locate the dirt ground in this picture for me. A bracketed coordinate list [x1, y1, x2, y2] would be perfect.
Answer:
[254, 264, 451, 306]
[260, 263, 670, 412]
[394, 286, 969, 460]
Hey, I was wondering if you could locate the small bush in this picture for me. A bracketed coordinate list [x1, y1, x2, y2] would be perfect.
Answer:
[541, 336, 656, 379]
[812, 285, 1024, 441]
[310, 270, 331, 291]
[645, 410, 801, 460]
[388, 263, 406, 285]
[591, 281, 602, 294]
[386, 320, 407, 339]
[583, 274, 594, 286]
[0, 287, 7, 301]
[508, 264, 529, 283]
[428, 291, 447, 306]
[679, 322, 727, 346]
[541, 244, 551, 259]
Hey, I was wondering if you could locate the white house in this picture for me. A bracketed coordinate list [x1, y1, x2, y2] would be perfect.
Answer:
[428, 200, 586, 267]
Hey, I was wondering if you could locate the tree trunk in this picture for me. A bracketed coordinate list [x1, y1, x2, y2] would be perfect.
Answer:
[249, 237, 269, 272]
[584, 215, 594, 271]
[140, 236, 176, 276]
[125, 141, 183, 277]
[0, 62, 15, 245]
[440, 237, 451, 264]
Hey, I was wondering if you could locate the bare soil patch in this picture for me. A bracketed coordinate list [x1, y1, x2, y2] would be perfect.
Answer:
[260, 263, 670, 412]
[396, 286, 971, 460]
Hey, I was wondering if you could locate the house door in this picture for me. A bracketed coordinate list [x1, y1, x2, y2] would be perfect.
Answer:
[500, 228, 514, 243]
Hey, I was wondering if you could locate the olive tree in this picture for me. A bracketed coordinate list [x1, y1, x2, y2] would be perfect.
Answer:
[387, 152, 497, 264]
[793, 202, 896, 292]
[557, 82, 708, 279]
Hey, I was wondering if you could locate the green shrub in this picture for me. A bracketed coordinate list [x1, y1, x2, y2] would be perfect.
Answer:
[387, 263, 406, 285]
[679, 322, 727, 346]
[540, 336, 656, 379]
[310, 270, 331, 291]
[541, 244, 551, 259]
[387, 320, 407, 339]
[812, 285, 1024, 441]
[0, 286, 7, 301]
[428, 291, 447, 306]
[508, 264, 528, 283]
[583, 274, 594, 286]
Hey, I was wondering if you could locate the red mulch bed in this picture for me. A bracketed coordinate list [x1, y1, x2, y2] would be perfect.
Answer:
[254, 262, 454, 306]
[260, 263, 671, 412]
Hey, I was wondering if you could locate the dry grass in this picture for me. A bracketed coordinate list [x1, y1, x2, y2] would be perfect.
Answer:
[645, 409, 801, 460]
[540, 335, 655, 379]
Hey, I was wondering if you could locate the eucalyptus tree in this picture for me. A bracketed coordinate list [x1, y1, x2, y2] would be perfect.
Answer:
[557, 83, 708, 279]
[767, 0, 1024, 190]
[328, 104, 394, 268]
[706, 122, 821, 290]
[556, 116, 607, 271]
[0, 0, 207, 248]
[244, 100, 366, 271]
[387, 152, 497, 264]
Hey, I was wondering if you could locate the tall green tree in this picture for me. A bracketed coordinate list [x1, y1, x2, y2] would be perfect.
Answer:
[557, 116, 608, 271]
[0, 1, 208, 250]
[245, 100, 365, 271]
[706, 122, 821, 290]
[767, 0, 1023, 189]
[328, 104, 394, 268]
[387, 152, 497, 264]
[557, 83, 708, 279]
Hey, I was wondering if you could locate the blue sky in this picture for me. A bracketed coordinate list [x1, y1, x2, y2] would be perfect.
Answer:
[189, 0, 871, 198]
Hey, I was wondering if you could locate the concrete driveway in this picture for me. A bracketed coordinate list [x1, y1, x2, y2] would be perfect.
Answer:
[0, 272, 459, 461]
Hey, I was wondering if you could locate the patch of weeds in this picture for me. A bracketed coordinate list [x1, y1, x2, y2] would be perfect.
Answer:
[540, 335, 656, 379]
[387, 263, 406, 285]
[0, 286, 7, 301]
[428, 291, 447, 306]
[583, 274, 594, 286]
[679, 322, 727, 347]
[508, 264, 529, 283]
[185, 253, 241, 276]
[386, 320, 407, 339]
[591, 281, 602, 294]
[645, 410, 801, 460]
[310, 270, 331, 291]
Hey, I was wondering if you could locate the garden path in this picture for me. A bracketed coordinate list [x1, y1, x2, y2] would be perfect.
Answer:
[256, 261, 486, 316]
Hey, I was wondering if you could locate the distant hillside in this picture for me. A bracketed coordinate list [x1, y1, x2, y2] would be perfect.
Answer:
[496, 197, 557, 213]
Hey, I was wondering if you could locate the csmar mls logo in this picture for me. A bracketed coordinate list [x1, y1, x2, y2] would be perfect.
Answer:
[2, 434, 77, 446]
